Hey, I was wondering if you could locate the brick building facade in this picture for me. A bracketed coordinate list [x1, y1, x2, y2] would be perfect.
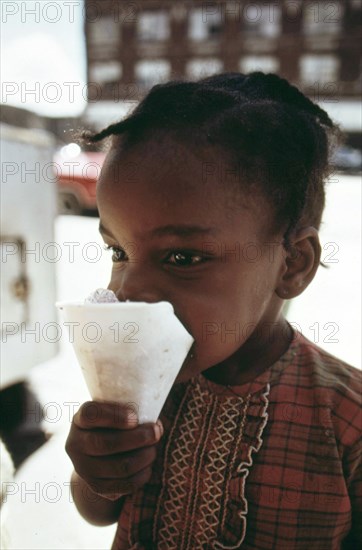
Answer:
[83, 0, 361, 143]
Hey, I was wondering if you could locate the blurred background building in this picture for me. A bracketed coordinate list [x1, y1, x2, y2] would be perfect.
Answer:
[84, 0, 362, 150]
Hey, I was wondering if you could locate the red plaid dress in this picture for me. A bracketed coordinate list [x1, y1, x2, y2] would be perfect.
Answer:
[111, 329, 361, 549]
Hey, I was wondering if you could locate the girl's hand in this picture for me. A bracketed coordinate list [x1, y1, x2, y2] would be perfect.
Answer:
[65, 401, 163, 500]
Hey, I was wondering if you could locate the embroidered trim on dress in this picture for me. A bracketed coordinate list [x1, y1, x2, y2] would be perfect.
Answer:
[152, 380, 270, 549]
[214, 382, 270, 550]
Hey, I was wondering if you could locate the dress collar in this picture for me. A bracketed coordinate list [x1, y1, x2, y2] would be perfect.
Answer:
[191, 327, 299, 399]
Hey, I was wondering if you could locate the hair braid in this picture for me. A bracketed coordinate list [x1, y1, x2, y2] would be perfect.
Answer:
[81, 71, 341, 247]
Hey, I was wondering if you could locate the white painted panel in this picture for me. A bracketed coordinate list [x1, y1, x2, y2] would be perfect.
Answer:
[1, 123, 58, 388]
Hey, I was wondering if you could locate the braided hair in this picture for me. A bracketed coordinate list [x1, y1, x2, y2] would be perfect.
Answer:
[83, 72, 340, 247]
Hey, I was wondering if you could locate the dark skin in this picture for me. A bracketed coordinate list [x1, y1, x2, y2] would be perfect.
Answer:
[66, 137, 321, 524]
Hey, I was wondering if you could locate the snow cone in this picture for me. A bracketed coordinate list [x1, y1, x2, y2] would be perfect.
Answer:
[56, 290, 194, 423]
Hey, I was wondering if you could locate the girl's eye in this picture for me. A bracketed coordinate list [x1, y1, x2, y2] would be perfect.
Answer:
[104, 245, 127, 263]
[103, 246, 206, 267]
[166, 251, 204, 267]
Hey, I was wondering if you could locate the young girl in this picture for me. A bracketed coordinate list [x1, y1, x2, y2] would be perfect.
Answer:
[65, 72, 361, 549]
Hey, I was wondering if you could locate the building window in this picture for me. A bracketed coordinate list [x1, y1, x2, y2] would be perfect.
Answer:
[135, 60, 171, 89]
[186, 58, 223, 79]
[188, 8, 222, 41]
[90, 62, 122, 84]
[239, 56, 279, 74]
[88, 16, 120, 54]
[137, 11, 170, 41]
[242, 3, 281, 37]
[303, 1, 343, 35]
[300, 55, 340, 84]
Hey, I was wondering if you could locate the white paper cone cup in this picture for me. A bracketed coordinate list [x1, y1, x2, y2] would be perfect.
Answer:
[56, 301, 194, 423]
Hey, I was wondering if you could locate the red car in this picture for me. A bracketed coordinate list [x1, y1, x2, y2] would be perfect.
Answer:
[55, 150, 105, 215]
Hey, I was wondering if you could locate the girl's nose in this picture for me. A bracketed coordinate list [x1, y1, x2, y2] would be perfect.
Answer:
[113, 268, 164, 304]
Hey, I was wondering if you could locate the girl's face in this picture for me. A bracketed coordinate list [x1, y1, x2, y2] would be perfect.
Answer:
[97, 138, 287, 383]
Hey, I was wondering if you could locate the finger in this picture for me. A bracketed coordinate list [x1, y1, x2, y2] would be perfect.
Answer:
[84, 465, 153, 500]
[81, 422, 163, 456]
[78, 445, 157, 480]
[65, 421, 163, 460]
[73, 401, 139, 430]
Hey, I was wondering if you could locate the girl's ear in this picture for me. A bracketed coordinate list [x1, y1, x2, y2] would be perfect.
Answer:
[275, 227, 321, 299]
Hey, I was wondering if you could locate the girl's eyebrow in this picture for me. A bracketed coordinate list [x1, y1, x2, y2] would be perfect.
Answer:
[99, 223, 219, 239]
[149, 225, 219, 238]
[99, 223, 114, 238]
